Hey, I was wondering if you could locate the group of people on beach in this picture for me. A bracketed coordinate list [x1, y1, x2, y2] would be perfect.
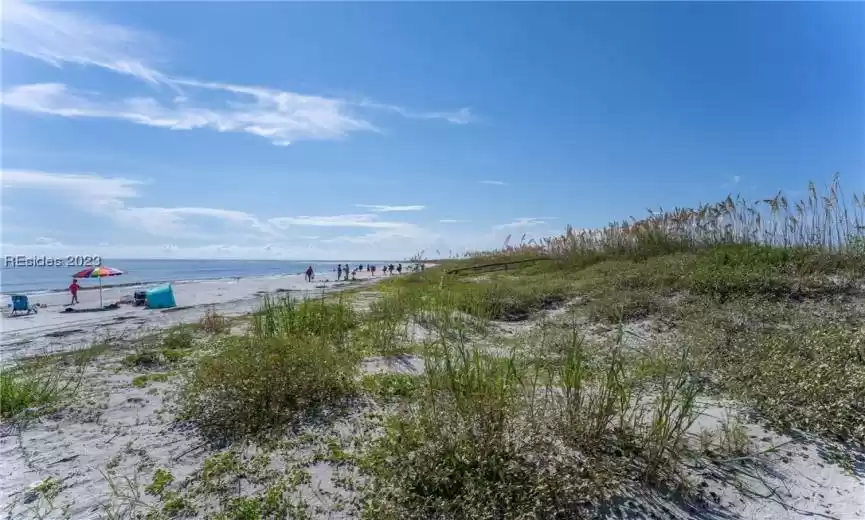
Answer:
[304, 262, 425, 283]
[303, 262, 426, 283]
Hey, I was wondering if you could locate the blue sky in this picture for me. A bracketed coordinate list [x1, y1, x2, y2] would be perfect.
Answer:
[1, 2, 863, 260]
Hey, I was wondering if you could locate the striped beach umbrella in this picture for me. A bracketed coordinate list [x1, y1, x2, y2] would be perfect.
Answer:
[72, 266, 124, 308]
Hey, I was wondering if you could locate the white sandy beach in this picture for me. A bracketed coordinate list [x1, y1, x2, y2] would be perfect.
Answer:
[1, 270, 387, 363]
[1, 300, 862, 520]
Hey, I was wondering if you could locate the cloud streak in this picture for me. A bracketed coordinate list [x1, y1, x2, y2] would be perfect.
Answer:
[2, 169, 437, 246]
[1, 83, 377, 145]
[269, 214, 414, 230]
[480, 180, 507, 186]
[0, 169, 272, 239]
[493, 217, 557, 230]
[0, 1, 474, 145]
[0, 0, 164, 84]
[354, 204, 425, 212]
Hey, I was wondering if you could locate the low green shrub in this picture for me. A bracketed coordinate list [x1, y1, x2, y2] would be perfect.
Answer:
[1, 364, 85, 419]
[710, 323, 865, 445]
[182, 335, 357, 441]
[163, 327, 195, 350]
[252, 296, 357, 344]
[361, 373, 421, 400]
[359, 331, 701, 518]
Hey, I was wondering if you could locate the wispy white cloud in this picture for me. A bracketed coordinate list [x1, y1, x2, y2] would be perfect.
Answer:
[354, 100, 475, 125]
[0, 0, 164, 84]
[0, 168, 141, 212]
[732, 175, 742, 184]
[34, 236, 63, 247]
[1, 82, 377, 146]
[354, 204, 425, 212]
[0, 1, 474, 145]
[1, 169, 274, 239]
[480, 180, 507, 186]
[112, 206, 278, 239]
[1, 169, 498, 258]
[323, 228, 427, 245]
[439, 219, 470, 224]
[268, 214, 413, 230]
[493, 217, 557, 230]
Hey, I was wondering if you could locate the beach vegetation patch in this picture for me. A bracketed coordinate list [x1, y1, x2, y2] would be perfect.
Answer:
[122, 350, 162, 368]
[361, 373, 421, 401]
[0, 364, 85, 420]
[161, 348, 190, 363]
[252, 296, 357, 345]
[162, 326, 195, 350]
[698, 318, 865, 446]
[358, 326, 702, 518]
[131, 372, 171, 388]
[182, 334, 358, 442]
[199, 307, 230, 335]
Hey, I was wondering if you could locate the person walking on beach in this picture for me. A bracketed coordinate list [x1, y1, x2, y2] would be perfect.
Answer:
[69, 278, 80, 305]
[371, 264, 376, 276]
[397, 263, 402, 275]
[305, 265, 314, 282]
[344, 264, 350, 281]
[389, 264, 394, 275]
[337, 264, 342, 281]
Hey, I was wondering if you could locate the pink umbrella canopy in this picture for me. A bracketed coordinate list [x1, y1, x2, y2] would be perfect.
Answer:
[72, 266, 124, 308]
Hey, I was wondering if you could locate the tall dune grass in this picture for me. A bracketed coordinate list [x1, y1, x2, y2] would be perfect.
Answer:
[468, 175, 864, 260]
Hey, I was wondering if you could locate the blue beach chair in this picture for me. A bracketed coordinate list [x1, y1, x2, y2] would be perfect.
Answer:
[10, 295, 38, 316]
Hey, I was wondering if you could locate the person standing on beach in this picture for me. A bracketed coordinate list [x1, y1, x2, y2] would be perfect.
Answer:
[69, 278, 80, 305]
[397, 263, 402, 275]
[344, 264, 350, 281]
[371, 265, 376, 276]
[305, 265, 314, 282]
[337, 264, 342, 281]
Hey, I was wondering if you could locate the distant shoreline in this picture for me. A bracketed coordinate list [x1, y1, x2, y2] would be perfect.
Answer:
[1, 261, 431, 297]
[0, 273, 306, 297]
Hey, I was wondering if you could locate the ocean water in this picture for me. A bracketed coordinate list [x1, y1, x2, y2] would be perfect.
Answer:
[0, 259, 388, 295]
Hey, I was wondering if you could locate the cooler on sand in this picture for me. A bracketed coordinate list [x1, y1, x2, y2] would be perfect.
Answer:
[145, 284, 176, 309]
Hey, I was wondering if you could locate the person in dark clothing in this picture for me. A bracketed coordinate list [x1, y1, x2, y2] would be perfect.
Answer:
[371, 265, 376, 276]
[305, 265, 314, 282]
[337, 264, 342, 280]
[396, 263, 402, 274]
[344, 264, 350, 281]
[388, 264, 394, 275]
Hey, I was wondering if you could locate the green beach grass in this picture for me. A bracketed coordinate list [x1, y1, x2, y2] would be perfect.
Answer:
[7, 177, 864, 519]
